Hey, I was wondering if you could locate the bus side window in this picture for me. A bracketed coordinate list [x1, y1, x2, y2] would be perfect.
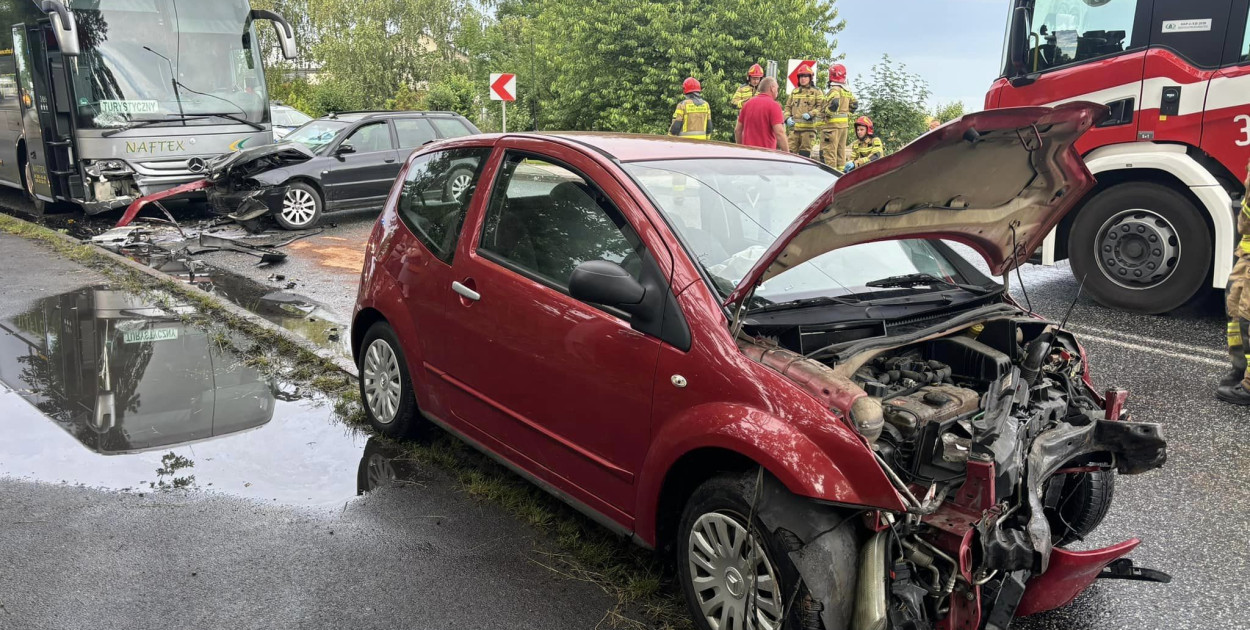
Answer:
[1241, 6, 1250, 63]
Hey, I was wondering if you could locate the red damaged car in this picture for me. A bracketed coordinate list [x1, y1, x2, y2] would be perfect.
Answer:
[350, 102, 1168, 630]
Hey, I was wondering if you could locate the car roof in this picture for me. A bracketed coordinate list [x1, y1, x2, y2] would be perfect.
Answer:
[518, 132, 813, 164]
[326, 111, 467, 122]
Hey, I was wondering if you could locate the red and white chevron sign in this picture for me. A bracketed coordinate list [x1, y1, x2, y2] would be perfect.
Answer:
[490, 73, 516, 101]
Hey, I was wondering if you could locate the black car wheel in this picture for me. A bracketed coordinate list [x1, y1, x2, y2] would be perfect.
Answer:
[277, 181, 323, 230]
[1044, 469, 1116, 546]
[443, 167, 473, 201]
[1069, 183, 1211, 314]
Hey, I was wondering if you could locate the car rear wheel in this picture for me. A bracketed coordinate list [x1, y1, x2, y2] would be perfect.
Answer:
[276, 181, 323, 230]
[358, 322, 421, 437]
[1068, 183, 1211, 314]
[678, 473, 829, 630]
[443, 167, 473, 201]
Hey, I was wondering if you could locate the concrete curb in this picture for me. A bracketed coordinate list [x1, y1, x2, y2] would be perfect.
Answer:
[6, 214, 360, 378]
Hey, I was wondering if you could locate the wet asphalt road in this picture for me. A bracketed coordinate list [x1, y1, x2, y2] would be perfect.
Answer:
[1, 199, 1248, 629]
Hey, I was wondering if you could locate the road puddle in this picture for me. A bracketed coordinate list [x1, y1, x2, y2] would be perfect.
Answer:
[0, 286, 368, 506]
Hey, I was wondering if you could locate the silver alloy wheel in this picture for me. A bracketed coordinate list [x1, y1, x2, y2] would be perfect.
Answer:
[362, 338, 401, 425]
[449, 173, 472, 199]
[688, 512, 783, 630]
[365, 453, 397, 490]
[1095, 208, 1180, 290]
[282, 187, 317, 226]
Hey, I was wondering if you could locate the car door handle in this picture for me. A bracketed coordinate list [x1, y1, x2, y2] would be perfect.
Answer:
[384, 158, 396, 163]
[451, 281, 480, 301]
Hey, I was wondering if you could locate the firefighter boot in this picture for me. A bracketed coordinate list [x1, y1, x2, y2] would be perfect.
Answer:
[1218, 319, 1250, 403]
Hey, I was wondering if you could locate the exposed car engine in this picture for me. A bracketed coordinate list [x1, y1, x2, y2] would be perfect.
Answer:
[740, 312, 1168, 629]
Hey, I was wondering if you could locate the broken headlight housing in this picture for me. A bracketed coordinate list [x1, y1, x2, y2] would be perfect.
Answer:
[85, 159, 134, 178]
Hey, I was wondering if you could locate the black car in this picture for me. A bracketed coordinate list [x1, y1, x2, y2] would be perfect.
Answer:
[208, 111, 481, 230]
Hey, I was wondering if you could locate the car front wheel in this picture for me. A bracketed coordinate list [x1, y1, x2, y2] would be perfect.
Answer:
[276, 181, 323, 230]
[678, 473, 832, 630]
[358, 322, 421, 437]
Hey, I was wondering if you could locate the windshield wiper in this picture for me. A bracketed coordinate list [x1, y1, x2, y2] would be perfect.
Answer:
[747, 295, 861, 314]
[866, 272, 995, 295]
[196, 112, 265, 132]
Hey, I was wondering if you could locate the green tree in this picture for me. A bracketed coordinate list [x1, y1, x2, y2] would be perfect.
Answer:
[486, 0, 845, 139]
[858, 54, 931, 152]
[932, 100, 966, 124]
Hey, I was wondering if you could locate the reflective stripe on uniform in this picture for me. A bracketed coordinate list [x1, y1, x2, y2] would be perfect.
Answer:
[675, 98, 711, 139]
[1229, 320, 1242, 348]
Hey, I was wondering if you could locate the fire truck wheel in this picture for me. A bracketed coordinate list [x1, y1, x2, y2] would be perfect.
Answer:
[1069, 183, 1211, 314]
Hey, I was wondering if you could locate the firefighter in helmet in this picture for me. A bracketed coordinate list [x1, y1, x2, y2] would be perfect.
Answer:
[670, 78, 711, 140]
[1218, 163, 1250, 404]
[731, 64, 765, 112]
[844, 116, 884, 172]
[818, 63, 856, 172]
[784, 63, 823, 158]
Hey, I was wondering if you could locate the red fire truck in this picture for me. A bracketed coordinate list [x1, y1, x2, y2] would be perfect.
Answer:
[988, 0, 1250, 313]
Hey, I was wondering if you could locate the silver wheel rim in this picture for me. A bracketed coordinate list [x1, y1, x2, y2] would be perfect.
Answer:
[362, 339, 401, 425]
[1094, 208, 1180, 290]
[688, 512, 783, 630]
[365, 453, 396, 490]
[449, 173, 471, 199]
[282, 187, 317, 226]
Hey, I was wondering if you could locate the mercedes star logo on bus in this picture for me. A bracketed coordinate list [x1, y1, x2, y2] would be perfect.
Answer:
[186, 157, 207, 174]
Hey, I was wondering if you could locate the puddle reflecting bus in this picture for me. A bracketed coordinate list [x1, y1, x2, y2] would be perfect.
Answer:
[0, 287, 276, 454]
[0, 0, 297, 215]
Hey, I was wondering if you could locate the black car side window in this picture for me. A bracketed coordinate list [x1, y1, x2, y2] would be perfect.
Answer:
[479, 154, 644, 289]
[396, 148, 491, 263]
[394, 118, 437, 149]
[343, 122, 393, 153]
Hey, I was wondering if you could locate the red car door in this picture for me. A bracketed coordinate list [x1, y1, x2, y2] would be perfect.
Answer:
[432, 138, 675, 523]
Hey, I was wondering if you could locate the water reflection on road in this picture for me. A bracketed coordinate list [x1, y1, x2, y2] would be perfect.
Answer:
[0, 286, 366, 506]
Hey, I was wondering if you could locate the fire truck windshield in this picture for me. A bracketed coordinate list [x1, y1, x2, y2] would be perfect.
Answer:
[68, 0, 269, 130]
[1004, 0, 1141, 77]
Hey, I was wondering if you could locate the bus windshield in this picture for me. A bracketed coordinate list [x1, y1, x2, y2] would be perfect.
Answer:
[69, 0, 269, 129]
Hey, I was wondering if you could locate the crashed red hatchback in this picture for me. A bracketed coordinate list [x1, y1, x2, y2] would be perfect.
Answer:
[351, 102, 1167, 630]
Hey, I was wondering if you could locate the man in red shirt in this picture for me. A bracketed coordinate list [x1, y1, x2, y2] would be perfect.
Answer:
[735, 77, 788, 151]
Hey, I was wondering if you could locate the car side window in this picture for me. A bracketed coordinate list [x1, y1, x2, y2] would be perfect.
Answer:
[344, 122, 393, 153]
[431, 118, 474, 139]
[394, 118, 438, 149]
[396, 147, 491, 263]
[479, 154, 644, 289]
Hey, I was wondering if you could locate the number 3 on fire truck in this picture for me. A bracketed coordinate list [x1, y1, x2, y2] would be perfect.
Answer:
[1237, 114, 1250, 147]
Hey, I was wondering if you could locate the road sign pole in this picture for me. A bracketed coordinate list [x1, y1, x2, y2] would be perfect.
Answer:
[502, 101, 507, 133]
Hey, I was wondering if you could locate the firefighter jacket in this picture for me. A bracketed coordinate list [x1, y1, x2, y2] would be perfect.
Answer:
[850, 136, 885, 167]
[819, 85, 856, 129]
[671, 96, 711, 140]
[785, 86, 823, 131]
[1239, 194, 1250, 259]
[730, 84, 757, 111]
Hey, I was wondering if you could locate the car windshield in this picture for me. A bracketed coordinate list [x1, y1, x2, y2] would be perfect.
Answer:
[285, 120, 349, 153]
[69, 0, 269, 129]
[272, 107, 312, 127]
[623, 158, 970, 305]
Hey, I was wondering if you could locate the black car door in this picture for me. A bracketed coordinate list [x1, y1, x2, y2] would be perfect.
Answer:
[322, 121, 400, 208]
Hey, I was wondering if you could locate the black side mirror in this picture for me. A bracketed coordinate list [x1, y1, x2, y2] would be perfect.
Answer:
[569, 260, 646, 313]
[1010, 6, 1032, 76]
[335, 143, 356, 157]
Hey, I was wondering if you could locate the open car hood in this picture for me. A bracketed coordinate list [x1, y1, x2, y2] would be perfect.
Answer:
[723, 102, 1106, 307]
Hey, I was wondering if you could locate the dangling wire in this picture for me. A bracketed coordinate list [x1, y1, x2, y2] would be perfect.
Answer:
[1010, 224, 1033, 313]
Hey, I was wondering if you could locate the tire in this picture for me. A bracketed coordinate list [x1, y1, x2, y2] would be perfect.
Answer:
[443, 166, 473, 202]
[1045, 469, 1116, 546]
[357, 322, 422, 438]
[1068, 183, 1211, 314]
[678, 472, 828, 630]
[276, 181, 323, 230]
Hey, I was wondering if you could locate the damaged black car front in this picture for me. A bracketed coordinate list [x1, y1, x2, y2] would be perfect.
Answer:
[204, 143, 314, 230]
